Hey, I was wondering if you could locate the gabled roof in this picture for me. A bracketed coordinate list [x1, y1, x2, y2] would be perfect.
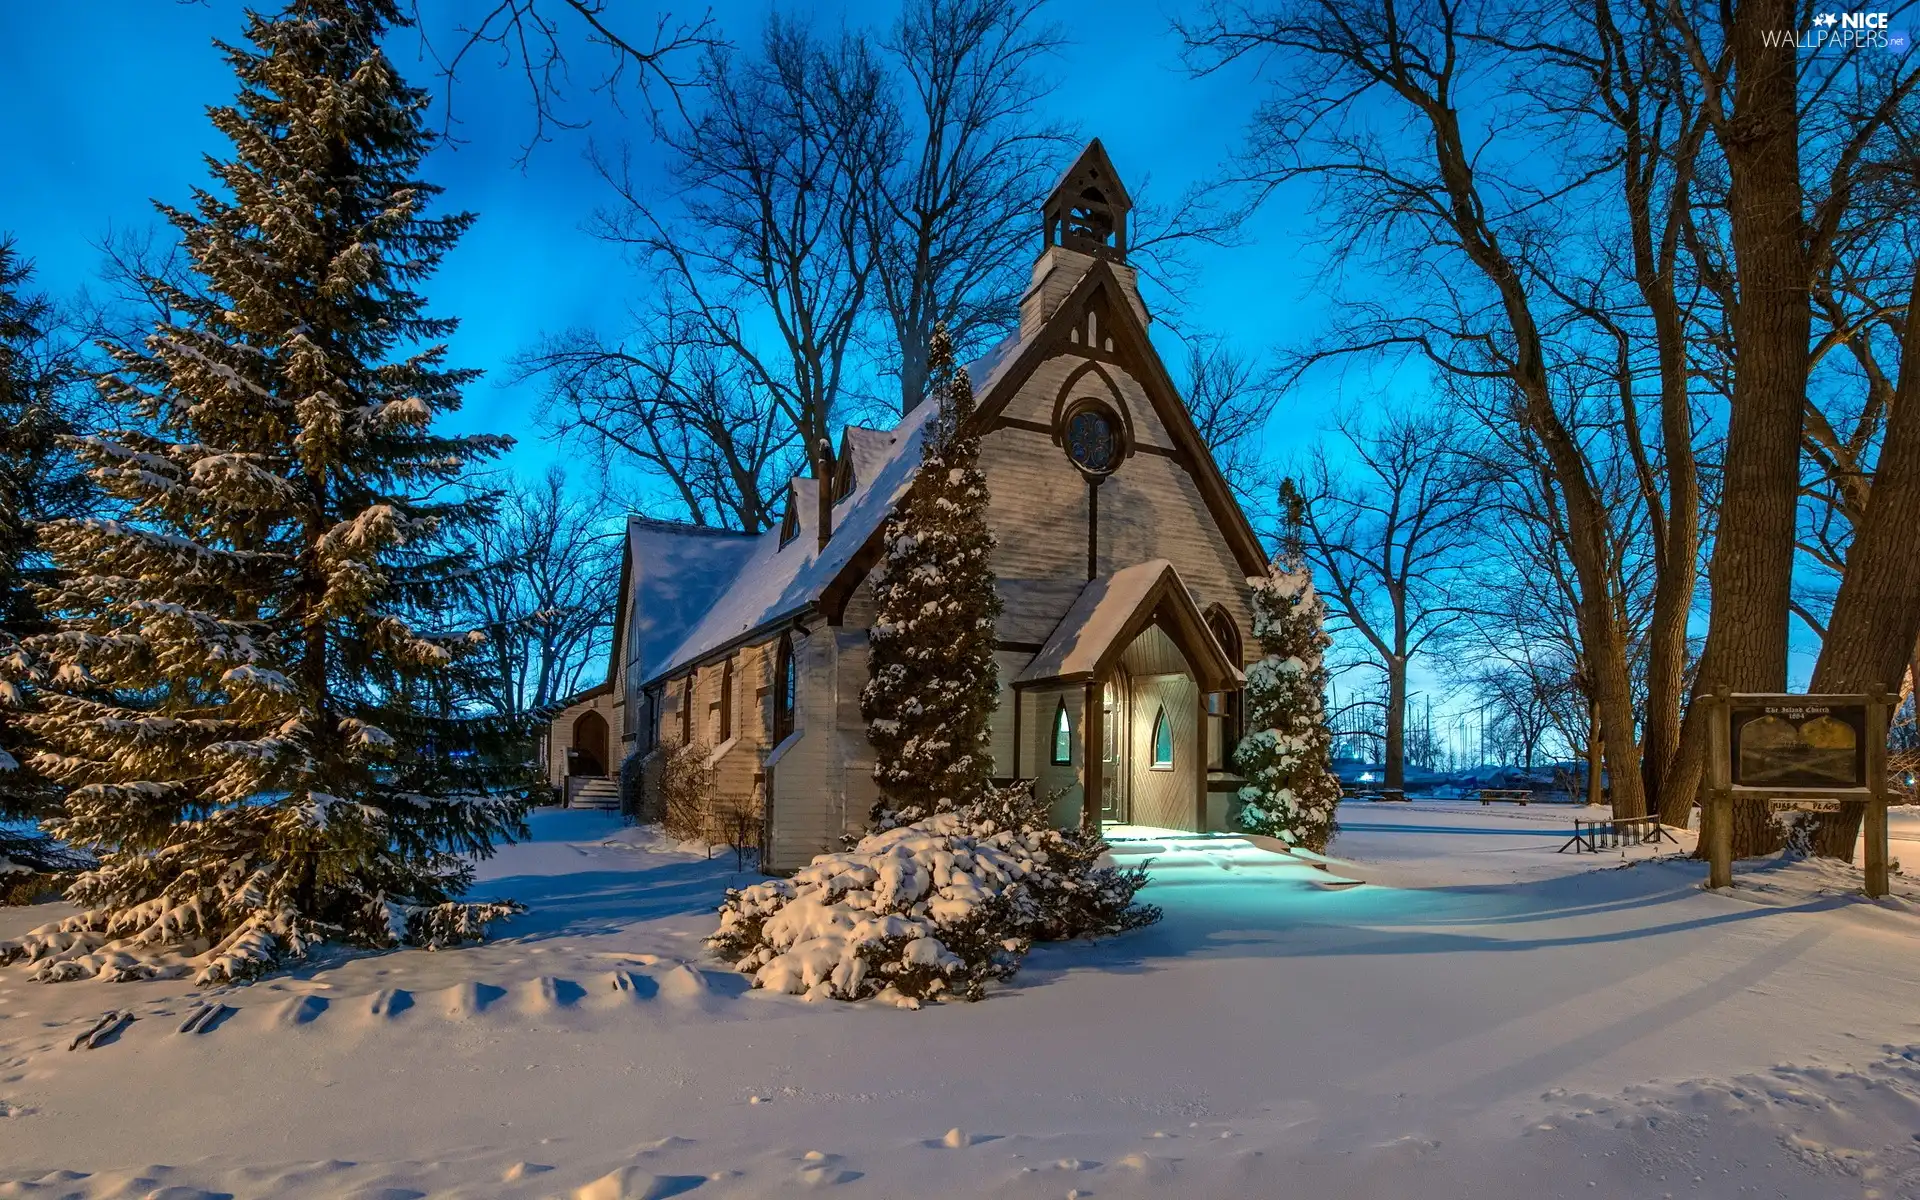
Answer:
[620, 518, 759, 686]
[1016, 559, 1241, 692]
[633, 399, 941, 687]
[624, 225, 1268, 689]
[967, 257, 1268, 576]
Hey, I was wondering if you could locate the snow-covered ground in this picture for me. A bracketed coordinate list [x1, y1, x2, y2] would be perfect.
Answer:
[4, 802, 1920, 1199]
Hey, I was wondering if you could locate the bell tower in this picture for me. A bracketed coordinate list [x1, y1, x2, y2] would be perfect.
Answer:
[1042, 139, 1132, 261]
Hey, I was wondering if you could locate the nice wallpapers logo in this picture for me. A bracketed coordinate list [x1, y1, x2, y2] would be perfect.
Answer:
[1764, 11, 1912, 51]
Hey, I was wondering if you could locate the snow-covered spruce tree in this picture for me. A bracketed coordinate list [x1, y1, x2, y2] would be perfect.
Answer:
[1235, 480, 1341, 852]
[861, 326, 1002, 828]
[0, 240, 94, 901]
[0, 0, 524, 983]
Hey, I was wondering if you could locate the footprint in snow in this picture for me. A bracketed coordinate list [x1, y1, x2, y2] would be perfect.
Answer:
[796, 1150, 860, 1187]
[273, 995, 329, 1027]
[572, 1167, 708, 1200]
[367, 989, 413, 1019]
[517, 975, 588, 1013]
[502, 1161, 552, 1181]
[443, 981, 508, 1018]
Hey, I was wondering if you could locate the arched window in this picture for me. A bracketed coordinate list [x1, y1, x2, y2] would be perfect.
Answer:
[774, 636, 797, 742]
[1205, 607, 1244, 768]
[1150, 706, 1174, 770]
[719, 657, 734, 742]
[1051, 700, 1073, 764]
[680, 672, 694, 746]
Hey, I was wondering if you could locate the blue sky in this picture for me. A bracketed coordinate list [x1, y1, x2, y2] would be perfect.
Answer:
[2, 2, 1815, 735]
[0, 0, 1331, 487]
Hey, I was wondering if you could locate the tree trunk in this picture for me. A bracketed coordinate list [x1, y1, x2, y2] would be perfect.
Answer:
[1684, 0, 1809, 858]
[1805, 260, 1920, 858]
[1385, 654, 1407, 791]
[1586, 700, 1604, 807]
[1638, 291, 1701, 813]
[1417, 95, 1650, 820]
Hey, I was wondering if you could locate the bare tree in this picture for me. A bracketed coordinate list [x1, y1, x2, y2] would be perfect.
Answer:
[581, 20, 890, 549]
[457, 469, 621, 725]
[1297, 406, 1485, 790]
[1180, 0, 1659, 818]
[1181, 335, 1275, 509]
[527, 0, 1070, 541]
[515, 315, 798, 531]
[409, 0, 720, 162]
[865, 0, 1071, 413]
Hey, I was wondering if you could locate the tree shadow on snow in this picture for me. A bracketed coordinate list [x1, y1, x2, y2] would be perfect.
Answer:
[467, 864, 739, 942]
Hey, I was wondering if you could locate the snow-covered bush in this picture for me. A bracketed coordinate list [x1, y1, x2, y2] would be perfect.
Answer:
[709, 782, 1158, 1007]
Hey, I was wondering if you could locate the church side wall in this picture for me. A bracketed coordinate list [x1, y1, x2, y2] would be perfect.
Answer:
[1021, 683, 1087, 829]
[767, 630, 849, 873]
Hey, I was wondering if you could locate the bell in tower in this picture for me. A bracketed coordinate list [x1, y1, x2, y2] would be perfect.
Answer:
[1043, 139, 1132, 262]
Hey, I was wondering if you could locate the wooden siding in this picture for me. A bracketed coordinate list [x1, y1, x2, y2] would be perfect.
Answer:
[767, 629, 841, 872]
[1020, 682, 1087, 829]
[544, 690, 621, 788]
[981, 423, 1089, 583]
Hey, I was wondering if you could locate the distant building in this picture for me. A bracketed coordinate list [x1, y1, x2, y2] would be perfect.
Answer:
[547, 140, 1267, 871]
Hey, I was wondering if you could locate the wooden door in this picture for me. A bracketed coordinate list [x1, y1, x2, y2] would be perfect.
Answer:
[572, 710, 609, 776]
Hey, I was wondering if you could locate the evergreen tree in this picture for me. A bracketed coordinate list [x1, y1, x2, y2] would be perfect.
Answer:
[863, 327, 1002, 827]
[1235, 480, 1341, 851]
[1, 0, 524, 983]
[0, 239, 92, 895]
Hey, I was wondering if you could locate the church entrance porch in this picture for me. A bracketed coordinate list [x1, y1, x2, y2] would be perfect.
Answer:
[1013, 559, 1241, 834]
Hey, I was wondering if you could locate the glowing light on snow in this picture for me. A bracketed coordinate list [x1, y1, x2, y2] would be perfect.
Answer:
[1359, 772, 1375, 783]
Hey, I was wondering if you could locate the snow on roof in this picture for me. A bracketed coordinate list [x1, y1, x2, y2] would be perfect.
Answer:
[964, 332, 1024, 400]
[637, 397, 943, 686]
[627, 519, 760, 683]
[631, 328, 1040, 688]
[1017, 560, 1178, 685]
[841, 425, 892, 489]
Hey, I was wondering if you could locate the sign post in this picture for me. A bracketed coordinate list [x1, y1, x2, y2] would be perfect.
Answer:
[1705, 688, 1894, 898]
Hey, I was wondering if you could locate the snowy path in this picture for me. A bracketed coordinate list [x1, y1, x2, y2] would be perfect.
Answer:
[3, 805, 1920, 1198]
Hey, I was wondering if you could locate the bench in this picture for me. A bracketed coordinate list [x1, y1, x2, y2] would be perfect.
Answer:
[1476, 788, 1533, 805]
[1557, 814, 1680, 854]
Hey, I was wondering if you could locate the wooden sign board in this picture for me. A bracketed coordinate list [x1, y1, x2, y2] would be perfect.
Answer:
[1705, 690, 1894, 898]
[1726, 695, 1870, 794]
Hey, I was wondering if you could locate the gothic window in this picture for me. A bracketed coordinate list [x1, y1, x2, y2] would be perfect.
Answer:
[680, 673, 694, 746]
[718, 657, 734, 742]
[774, 636, 797, 742]
[1052, 700, 1073, 764]
[1066, 406, 1120, 475]
[1151, 706, 1174, 769]
[1205, 607, 1244, 768]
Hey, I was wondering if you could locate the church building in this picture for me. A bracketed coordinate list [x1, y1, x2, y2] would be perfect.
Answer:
[546, 140, 1269, 873]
